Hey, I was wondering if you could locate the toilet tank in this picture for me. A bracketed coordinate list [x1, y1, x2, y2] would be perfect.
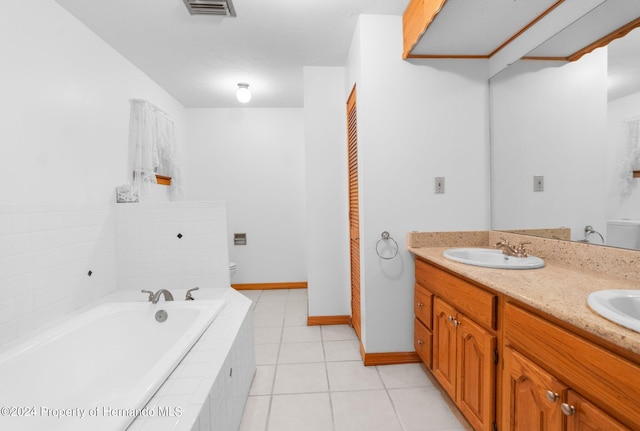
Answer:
[606, 220, 640, 250]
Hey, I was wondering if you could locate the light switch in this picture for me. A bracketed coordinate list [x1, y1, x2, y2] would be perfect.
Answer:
[534, 176, 544, 192]
[435, 177, 445, 194]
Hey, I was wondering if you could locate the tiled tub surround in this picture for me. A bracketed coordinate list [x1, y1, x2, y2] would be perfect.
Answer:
[0, 201, 230, 351]
[407, 230, 640, 356]
[126, 287, 255, 431]
[0, 287, 255, 431]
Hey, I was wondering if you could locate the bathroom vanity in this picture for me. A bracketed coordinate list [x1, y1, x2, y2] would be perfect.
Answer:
[409, 232, 640, 431]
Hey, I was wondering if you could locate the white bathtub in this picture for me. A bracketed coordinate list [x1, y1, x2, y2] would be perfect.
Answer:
[0, 299, 226, 431]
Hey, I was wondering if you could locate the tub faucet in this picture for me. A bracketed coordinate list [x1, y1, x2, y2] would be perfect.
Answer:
[185, 287, 199, 300]
[141, 289, 174, 304]
[494, 239, 530, 258]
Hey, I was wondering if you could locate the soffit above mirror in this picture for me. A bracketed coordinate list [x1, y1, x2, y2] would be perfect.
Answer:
[403, 0, 640, 67]
[525, 0, 640, 61]
[403, 0, 563, 59]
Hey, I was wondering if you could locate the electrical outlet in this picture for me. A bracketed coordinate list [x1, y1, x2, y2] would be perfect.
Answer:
[435, 177, 445, 194]
[534, 176, 544, 192]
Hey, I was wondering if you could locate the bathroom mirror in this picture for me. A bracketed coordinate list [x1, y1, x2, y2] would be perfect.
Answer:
[489, 3, 640, 247]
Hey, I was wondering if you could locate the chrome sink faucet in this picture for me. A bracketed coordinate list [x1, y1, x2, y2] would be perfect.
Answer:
[141, 289, 174, 304]
[494, 239, 530, 258]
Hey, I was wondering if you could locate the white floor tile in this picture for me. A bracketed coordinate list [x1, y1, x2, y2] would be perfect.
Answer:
[281, 325, 321, 343]
[239, 290, 470, 431]
[249, 365, 275, 396]
[283, 312, 308, 327]
[389, 387, 471, 431]
[272, 363, 329, 394]
[258, 290, 289, 301]
[268, 393, 333, 431]
[377, 362, 434, 389]
[253, 312, 284, 328]
[253, 300, 286, 314]
[326, 361, 384, 391]
[278, 341, 325, 364]
[254, 343, 279, 365]
[287, 288, 308, 298]
[324, 339, 361, 362]
[285, 299, 308, 314]
[239, 396, 270, 431]
[321, 324, 358, 341]
[254, 326, 282, 345]
[332, 390, 403, 431]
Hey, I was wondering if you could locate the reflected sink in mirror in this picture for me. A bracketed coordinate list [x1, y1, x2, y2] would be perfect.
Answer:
[443, 248, 545, 270]
[588, 290, 640, 333]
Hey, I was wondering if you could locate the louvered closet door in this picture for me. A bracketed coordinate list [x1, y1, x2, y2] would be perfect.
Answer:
[347, 85, 361, 341]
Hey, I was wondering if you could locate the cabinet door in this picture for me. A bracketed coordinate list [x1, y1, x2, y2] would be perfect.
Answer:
[433, 297, 457, 400]
[457, 315, 496, 431]
[502, 347, 566, 431]
[565, 391, 631, 431]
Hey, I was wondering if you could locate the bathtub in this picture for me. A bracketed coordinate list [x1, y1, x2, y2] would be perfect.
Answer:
[0, 299, 225, 431]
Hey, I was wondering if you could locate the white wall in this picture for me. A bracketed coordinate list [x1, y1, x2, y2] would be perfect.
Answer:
[185, 109, 306, 284]
[304, 67, 351, 318]
[0, 1, 186, 205]
[491, 49, 608, 240]
[346, 15, 491, 353]
[607, 91, 640, 223]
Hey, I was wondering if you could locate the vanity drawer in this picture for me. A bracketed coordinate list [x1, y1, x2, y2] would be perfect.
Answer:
[504, 303, 640, 429]
[414, 283, 433, 329]
[414, 318, 432, 369]
[415, 259, 496, 330]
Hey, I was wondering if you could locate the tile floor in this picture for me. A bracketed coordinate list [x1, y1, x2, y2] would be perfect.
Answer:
[237, 288, 472, 431]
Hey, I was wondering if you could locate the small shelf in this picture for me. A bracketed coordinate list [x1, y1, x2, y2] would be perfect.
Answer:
[633, 171, 640, 178]
[155, 174, 172, 186]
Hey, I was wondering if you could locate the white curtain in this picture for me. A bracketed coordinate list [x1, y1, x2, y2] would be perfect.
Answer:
[128, 99, 182, 199]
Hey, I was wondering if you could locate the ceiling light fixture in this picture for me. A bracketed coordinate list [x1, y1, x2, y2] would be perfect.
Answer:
[236, 83, 251, 103]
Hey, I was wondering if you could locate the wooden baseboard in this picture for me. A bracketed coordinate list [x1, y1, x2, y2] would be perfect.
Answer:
[307, 315, 351, 326]
[232, 282, 307, 290]
[359, 342, 421, 366]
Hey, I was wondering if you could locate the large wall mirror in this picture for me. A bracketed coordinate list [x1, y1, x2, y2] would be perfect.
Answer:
[490, 1, 640, 249]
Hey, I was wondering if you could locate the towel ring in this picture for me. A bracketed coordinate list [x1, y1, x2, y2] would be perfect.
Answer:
[376, 231, 399, 260]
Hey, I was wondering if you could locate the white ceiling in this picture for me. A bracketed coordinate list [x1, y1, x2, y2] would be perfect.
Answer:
[55, 0, 408, 108]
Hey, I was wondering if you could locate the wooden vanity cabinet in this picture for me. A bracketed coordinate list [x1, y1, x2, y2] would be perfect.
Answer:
[413, 255, 640, 430]
[503, 303, 636, 431]
[502, 347, 629, 431]
[415, 259, 497, 431]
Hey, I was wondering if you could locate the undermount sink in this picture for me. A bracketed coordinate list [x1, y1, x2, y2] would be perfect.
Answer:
[588, 290, 640, 333]
[443, 248, 545, 270]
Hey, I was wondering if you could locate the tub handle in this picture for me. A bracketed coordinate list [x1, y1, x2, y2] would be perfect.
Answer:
[141, 290, 154, 302]
[186, 287, 200, 301]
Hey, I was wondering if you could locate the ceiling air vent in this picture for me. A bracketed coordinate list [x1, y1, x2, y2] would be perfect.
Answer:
[183, 0, 236, 17]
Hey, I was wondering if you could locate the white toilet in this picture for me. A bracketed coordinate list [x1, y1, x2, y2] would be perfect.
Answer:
[606, 220, 640, 250]
[229, 262, 237, 278]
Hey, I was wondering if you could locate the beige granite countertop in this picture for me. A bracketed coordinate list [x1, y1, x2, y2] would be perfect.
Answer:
[409, 245, 640, 358]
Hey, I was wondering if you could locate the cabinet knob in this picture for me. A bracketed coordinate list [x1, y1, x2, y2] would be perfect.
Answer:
[417, 302, 423, 308]
[453, 319, 460, 327]
[448, 315, 454, 322]
[545, 391, 559, 402]
[561, 403, 576, 416]
[417, 340, 424, 345]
